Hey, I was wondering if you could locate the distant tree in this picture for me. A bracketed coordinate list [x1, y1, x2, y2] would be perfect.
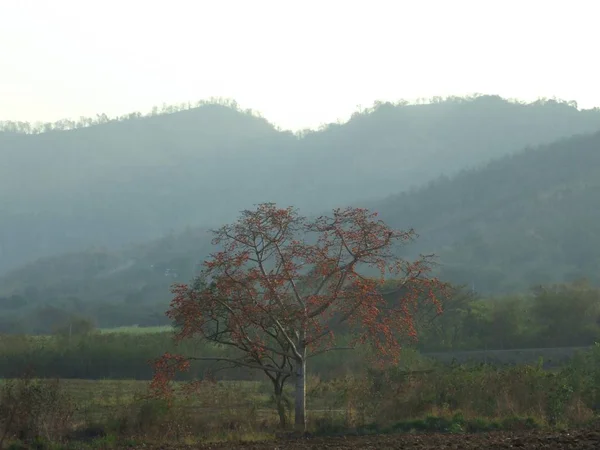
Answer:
[401, 284, 476, 351]
[151, 203, 447, 431]
[53, 315, 96, 339]
[530, 280, 600, 347]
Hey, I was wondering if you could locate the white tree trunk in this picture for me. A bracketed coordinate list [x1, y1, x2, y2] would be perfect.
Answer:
[294, 355, 307, 433]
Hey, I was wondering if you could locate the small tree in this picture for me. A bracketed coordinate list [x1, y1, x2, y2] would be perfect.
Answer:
[151, 203, 446, 431]
[53, 316, 96, 341]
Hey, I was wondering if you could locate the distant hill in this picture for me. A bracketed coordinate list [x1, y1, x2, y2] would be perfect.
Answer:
[0, 227, 214, 333]
[2, 96, 600, 275]
[0, 103, 292, 273]
[370, 130, 600, 293]
[3, 127, 600, 332]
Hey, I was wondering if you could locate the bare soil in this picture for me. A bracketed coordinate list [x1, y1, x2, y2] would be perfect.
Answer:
[144, 429, 600, 449]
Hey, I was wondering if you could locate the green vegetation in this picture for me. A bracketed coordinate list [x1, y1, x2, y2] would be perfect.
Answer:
[99, 326, 172, 335]
[2, 276, 600, 349]
[1, 280, 599, 379]
[0, 330, 372, 381]
[3, 345, 600, 448]
[415, 280, 600, 352]
[1, 273, 600, 446]
[3, 94, 600, 446]
[3, 97, 600, 330]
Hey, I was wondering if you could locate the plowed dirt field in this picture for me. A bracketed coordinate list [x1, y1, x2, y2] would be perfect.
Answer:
[145, 429, 600, 449]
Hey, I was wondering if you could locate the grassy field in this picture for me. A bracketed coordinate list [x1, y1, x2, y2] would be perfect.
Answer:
[99, 325, 174, 334]
[0, 376, 352, 447]
[422, 346, 593, 368]
[0, 377, 345, 425]
[3, 345, 600, 449]
[63, 378, 278, 424]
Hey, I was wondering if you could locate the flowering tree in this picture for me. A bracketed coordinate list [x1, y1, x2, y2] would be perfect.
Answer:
[151, 203, 446, 431]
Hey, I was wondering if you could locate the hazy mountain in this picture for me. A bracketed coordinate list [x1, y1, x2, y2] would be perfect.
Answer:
[370, 131, 600, 293]
[0, 227, 214, 332]
[2, 95, 600, 277]
[2, 126, 600, 332]
[0, 103, 294, 273]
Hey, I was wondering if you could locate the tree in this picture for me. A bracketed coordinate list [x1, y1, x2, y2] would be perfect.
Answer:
[53, 315, 96, 340]
[151, 203, 447, 431]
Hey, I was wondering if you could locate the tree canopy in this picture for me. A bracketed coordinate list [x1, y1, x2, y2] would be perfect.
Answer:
[151, 204, 447, 430]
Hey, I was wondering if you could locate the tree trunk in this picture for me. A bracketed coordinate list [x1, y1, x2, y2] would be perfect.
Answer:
[275, 393, 287, 429]
[294, 356, 306, 433]
[272, 380, 287, 429]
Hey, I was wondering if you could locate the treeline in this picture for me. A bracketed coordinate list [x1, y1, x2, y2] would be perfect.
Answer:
[0, 97, 261, 134]
[0, 229, 213, 334]
[416, 279, 600, 351]
[0, 280, 599, 380]
[1, 95, 582, 136]
[4, 278, 600, 347]
[0, 299, 171, 335]
[0, 331, 364, 381]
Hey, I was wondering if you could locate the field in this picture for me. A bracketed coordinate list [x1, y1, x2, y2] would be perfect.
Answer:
[4, 354, 600, 448]
[422, 346, 593, 368]
[0, 376, 351, 444]
[5, 374, 600, 448]
[3, 329, 600, 448]
[18, 378, 347, 425]
[193, 429, 600, 450]
[99, 325, 174, 335]
[55, 379, 280, 423]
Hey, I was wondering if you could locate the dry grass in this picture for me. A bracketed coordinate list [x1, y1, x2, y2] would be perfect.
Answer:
[3, 348, 600, 448]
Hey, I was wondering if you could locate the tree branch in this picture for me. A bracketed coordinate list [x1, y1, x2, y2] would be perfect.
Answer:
[187, 357, 293, 376]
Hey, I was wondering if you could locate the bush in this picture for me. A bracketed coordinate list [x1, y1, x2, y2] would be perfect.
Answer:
[0, 375, 76, 447]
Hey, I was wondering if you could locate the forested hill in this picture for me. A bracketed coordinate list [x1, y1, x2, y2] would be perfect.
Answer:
[2, 96, 600, 275]
[0, 126, 600, 329]
[0, 103, 292, 273]
[2, 128, 600, 331]
[370, 130, 600, 293]
[0, 227, 215, 333]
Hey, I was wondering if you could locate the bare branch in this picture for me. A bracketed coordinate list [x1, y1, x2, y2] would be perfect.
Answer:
[187, 357, 293, 376]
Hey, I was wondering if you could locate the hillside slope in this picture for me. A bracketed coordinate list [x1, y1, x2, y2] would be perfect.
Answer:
[0, 104, 293, 272]
[2, 96, 600, 276]
[371, 131, 600, 292]
[0, 227, 214, 332]
[2, 129, 600, 331]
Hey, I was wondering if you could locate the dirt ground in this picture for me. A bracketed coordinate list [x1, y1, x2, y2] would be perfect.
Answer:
[185, 429, 600, 450]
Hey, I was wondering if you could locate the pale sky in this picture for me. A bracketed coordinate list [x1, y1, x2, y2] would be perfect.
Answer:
[0, 0, 598, 131]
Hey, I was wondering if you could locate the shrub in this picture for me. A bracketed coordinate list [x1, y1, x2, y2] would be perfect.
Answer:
[0, 375, 76, 447]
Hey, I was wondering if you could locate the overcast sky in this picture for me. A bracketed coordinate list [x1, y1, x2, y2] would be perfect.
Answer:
[1, 0, 598, 131]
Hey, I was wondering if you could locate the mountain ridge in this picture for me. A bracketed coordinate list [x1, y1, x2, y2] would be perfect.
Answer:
[2, 95, 600, 276]
[2, 126, 600, 333]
